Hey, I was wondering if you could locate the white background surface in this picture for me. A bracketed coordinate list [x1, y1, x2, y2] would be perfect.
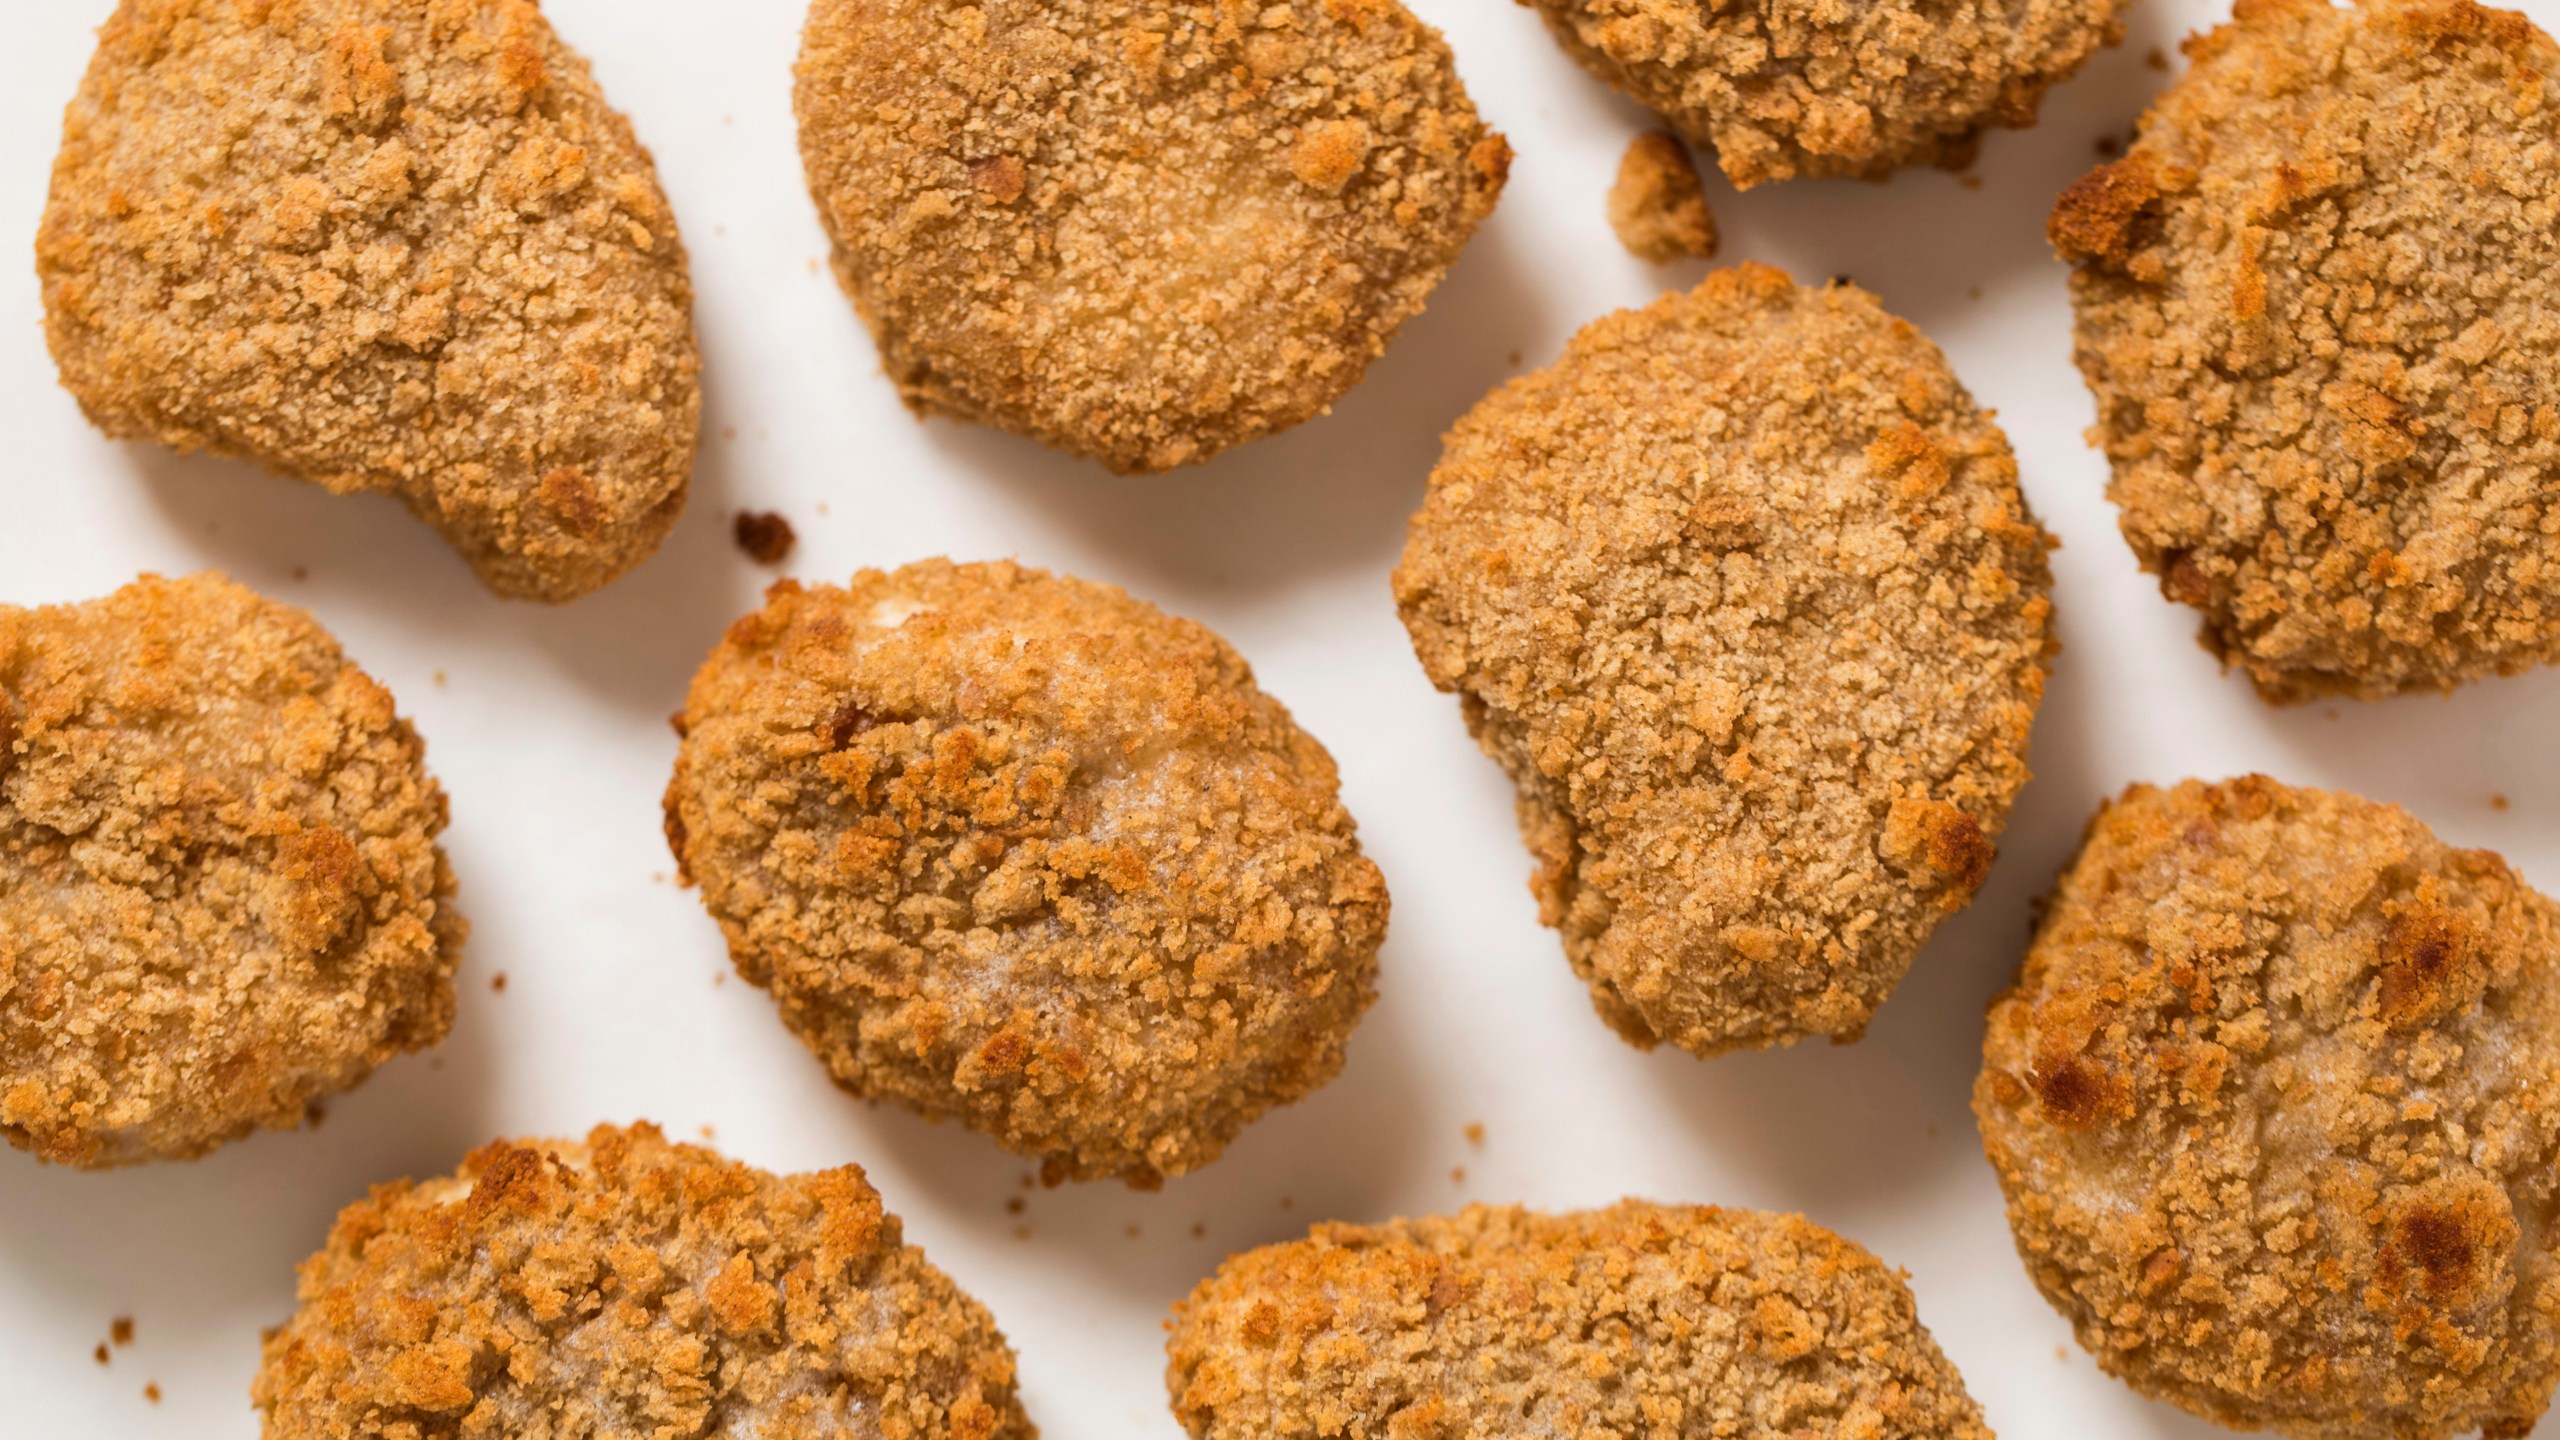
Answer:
[5, 0, 2559, 1434]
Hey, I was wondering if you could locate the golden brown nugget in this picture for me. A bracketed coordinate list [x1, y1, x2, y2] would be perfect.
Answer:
[1977, 776, 2560, 1438]
[1167, 1201, 1991, 1439]
[794, 0, 1509, 473]
[664, 561, 1387, 1186]
[254, 1122, 1033, 1440]
[38, 0, 701, 602]
[1607, 130, 1719, 263]
[2055, 0, 2560, 701]
[1524, 0, 2128, 188]
[0, 573, 462, 1168]
[1395, 265, 2054, 1057]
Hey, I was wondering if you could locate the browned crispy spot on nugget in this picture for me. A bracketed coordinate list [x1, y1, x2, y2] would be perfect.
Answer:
[1977, 776, 2560, 1437]
[37, 0, 700, 602]
[1527, 0, 2130, 187]
[665, 560, 1388, 1184]
[1395, 265, 2054, 1056]
[0, 573, 462, 1168]
[253, 1123, 1033, 1439]
[1607, 130, 1719, 263]
[793, 0, 1504, 472]
[2057, 0, 2560, 699]
[1166, 1202, 1991, 1438]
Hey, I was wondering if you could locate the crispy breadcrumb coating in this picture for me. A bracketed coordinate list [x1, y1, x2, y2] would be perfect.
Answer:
[0, 573, 462, 1168]
[2054, 0, 2560, 701]
[794, 0, 1509, 473]
[664, 561, 1387, 1186]
[253, 1122, 1033, 1440]
[1977, 776, 2560, 1438]
[37, 0, 701, 603]
[1607, 130, 1718, 263]
[1394, 265, 2054, 1057]
[1523, 0, 2128, 188]
[1167, 1201, 1990, 1438]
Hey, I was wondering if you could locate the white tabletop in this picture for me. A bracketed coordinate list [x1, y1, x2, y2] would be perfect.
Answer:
[5, 0, 2558, 1434]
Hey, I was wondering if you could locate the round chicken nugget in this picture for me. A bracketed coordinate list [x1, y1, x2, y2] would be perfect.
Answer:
[254, 1122, 1033, 1439]
[1524, 0, 2128, 188]
[2054, 0, 2560, 701]
[1167, 1201, 1990, 1438]
[38, 0, 701, 602]
[794, 0, 1510, 473]
[0, 572, 463, 1168]
[1977, 775, 2560, 1438]
[1394, 264, 2055, 1056]
[664, 560, 1388, 1186]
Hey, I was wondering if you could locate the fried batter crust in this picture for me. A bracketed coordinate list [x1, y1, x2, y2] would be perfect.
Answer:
[253, 1122, 1034, 1440]
[38, 0, 701, 602]
[1394, 265, 2054, 1056]
[1523, 0, 2127, 188]
[1166, 1201, 1991, 1439]
[664, 561, 1387, 1185]
[0, 573, 462, 1168]
[1607, 130, 1719, 263]
[794, 0, 1509, 473]
[1977, 776, 2560, 1438]
[2054, 0, 2560, 700]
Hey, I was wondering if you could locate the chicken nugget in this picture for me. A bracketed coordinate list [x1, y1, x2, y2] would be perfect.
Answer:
[2054, 0, 2560, 700]
[254, 1122, 1033, 1439]
[1523, 0, 2128, 188]
[794, 0, 1510, 473]
[1394, 264, 2055, 1056]
[1167, 1201, 1990, 1438]
[38, 0, 701, 603]
[1977, 775, 2560, 1438]
[663, 560, 1388, 1186]
[0, 573, 463, 1168]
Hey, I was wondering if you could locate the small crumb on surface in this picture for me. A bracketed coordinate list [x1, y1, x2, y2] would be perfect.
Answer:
[1125, 1224, 1142, 1239]
[698, 1124, 716, 1140]
[431, 669, 447, 688]
[2094, 134, 2121, 157]
[291, 565, 310, 582]
[1450, 1166, 1467, 1184]
[143, 1383, 161, 1404]
[1005, 1197, 1026, 1215]
[1607, 130, 1718, 263]
[1464, 1122, 1485, 1145]
[111, 1318, 134, 1347]
[2146, 45, 2169, 68]
[1191, 1222, 1207, 1239]
[734, 511, 797, 566]
[489, 972, 507, 993]
[1959, 174, 1983, 190]
[94, 1344, 109, 1366]
[1279, 1195, 1294, 1212]
[2492, 794, 2511, 811]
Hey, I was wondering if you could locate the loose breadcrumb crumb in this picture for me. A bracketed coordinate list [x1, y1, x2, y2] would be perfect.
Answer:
[1607, 131, 1719, 263]
[733, 510, 797, 566]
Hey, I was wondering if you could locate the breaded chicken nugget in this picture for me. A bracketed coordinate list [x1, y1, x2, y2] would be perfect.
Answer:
[664, 561, 1387, 1186]
[1977, 776, 2560, 1438]
[38, 0, 701, 603]
[794, 0, 1510, 473]
[1523, 0, 2128, 188]
[2055, 0, 2560, 701]
[0, 573, 462, 1168]
[1394, 265, 2054, 1057]
[1167, 1201, 1990, 1439]
[254, 1122, 1033, 1439]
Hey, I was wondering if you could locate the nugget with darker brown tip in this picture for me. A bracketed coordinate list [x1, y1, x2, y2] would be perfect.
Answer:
[1977, 776, 2560, 1439]
[1168, 1201, 1990, 1439]
[1524, 0, 2128, 188]
[1395, 264, 2055, 1057]
[254, 1122, 1033, 1440]
[664, 561, 1387, 1186]
[795, 0, 1508, 473]
[38, 0, 701, 602]
[0, 573, 463, 1168]
[2055, 0, 2560, 701]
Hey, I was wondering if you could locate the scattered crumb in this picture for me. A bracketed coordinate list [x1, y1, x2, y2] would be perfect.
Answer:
[304, 1101, 327, 1129]
[1959, 174, 1983, 191]
[291, 565, 310, 582]
[2058, 1345, 2071, 1362]
[431, 669, 447, 688]
[713, 223, 728, 237]
[733, 510, 798, 566]
[1925, 1123, 1940, 1140]
[1506, 350, 1522, 367]
[2094, 134, 2120, 157]
[2326, 708, 2343, 721]
[1450, 1166, 1467, 1184]
[2145, 45, 2169, 69]
[807, 257, 820, 275]
[722, 425, 740, 442]
[1125, 1224, 1143, 1239]
[1464, 1122, 1485, 1146]
[429, 1057, 444, 1071]
[1012, 1224, 1034, 1241]
[143, 1383, 161, 1404]
[488, 972, 507, 993]
[814, 500, 831, 517]
[1191, 1222, 1207, 1239]
[1607, 130, 1718, 263]
[112, 1318, 134, 1347]
[698, 1124, 716, 1141]
[94, 1344, 109, 1366]
[1005, 1197, 1026, 1215]
[1968, 286, 1985, 301]
[1019, 1173, 1036, 1192]
[712, 973, 727, 987]
[2492, 794, 2511, 812]
[1830, 274, 1854, 287]
[1279, 1196, 1294, 1212]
